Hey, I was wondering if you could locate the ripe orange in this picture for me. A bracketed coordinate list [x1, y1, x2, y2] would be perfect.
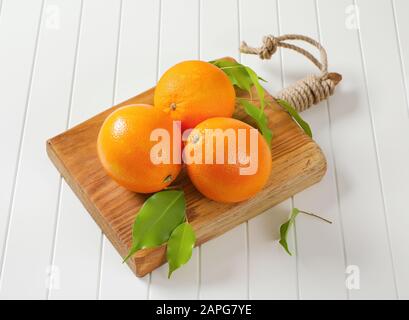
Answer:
[154, 60, 236, 131]
[97, 104, 181, 193]
[184, 117, 272, 203]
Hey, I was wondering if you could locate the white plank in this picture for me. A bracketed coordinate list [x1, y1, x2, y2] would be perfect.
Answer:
[149, 0, 200, 300]
[393, 0, 409, 116]
[157, 0, 200, 74]
[48, 0, 125, 300]
[98, 0, 160, 300]
[0, 0, 84, 299]
[393, 11, 409, 296]
[355, 0, 409, 299]
[49, 183, 102, 300]
[112, 0, 161, 103]
[149, 248, 199, 300]
[240, 0, 298, 300]
[199, 0, 248, 300]
[100, 241, 148, 300]
[248, 201, 297, 299]
[48, 0, 102, 300]
[317, 0, 397, 299]
[279, 0, 347, 299]
[0, 0, 44, 289]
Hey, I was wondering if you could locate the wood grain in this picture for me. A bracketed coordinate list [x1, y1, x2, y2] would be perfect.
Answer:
[46, 84, 327, 277]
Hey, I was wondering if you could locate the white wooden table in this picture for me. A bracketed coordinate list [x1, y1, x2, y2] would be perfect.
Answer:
[0, 0, 408, 300]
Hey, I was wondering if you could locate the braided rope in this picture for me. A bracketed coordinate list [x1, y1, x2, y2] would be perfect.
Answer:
[240, 34, 341, 112]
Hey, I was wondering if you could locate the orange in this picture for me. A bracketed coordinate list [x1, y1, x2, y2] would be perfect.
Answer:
[184, 117, 272, 203]
[97, 104, 181, 193]
[154, 60, 236, 131]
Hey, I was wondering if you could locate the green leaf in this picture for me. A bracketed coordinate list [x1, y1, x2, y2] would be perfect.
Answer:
[124, 190, 186, 262]
[279, 208, 300, 256]
[277, 99, 312, 138]
[245, 66, 265, 111]
[211, 59, 268, 111]
[210, 59, 253, 92]
[211, 59, 273, 146]
[167, 222, 196, 278]
[239, 99, 272, 147]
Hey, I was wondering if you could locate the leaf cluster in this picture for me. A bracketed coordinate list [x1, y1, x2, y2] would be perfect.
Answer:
[211, 59, 313, 142]
[124, 190, 196, 278]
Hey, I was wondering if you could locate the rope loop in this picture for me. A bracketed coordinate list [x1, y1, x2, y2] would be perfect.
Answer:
[240, 34, 341, 112]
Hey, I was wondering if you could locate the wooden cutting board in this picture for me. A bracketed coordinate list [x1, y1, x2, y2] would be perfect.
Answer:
[47, 82, 326, 277]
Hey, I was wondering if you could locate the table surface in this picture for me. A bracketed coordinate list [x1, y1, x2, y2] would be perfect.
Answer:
[0, 0, 408, 300]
